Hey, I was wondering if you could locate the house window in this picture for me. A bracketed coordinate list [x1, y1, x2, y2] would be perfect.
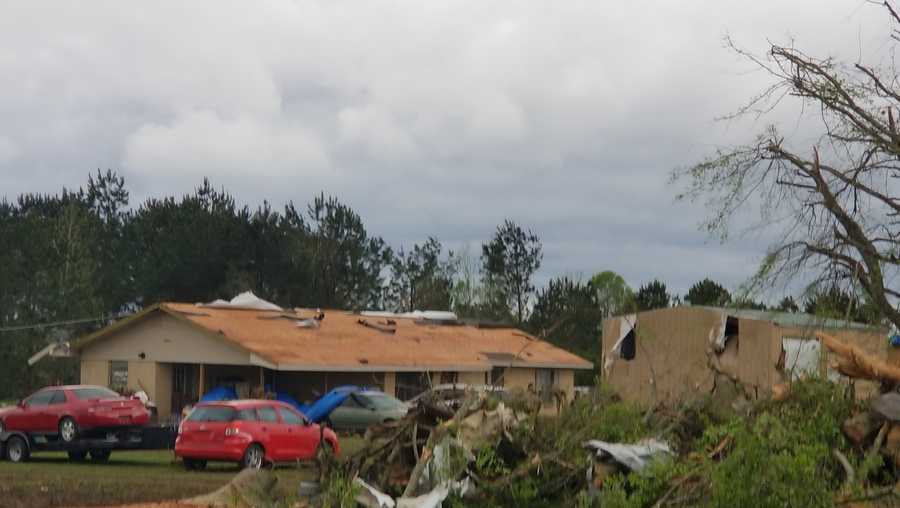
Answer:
[490, 367, 506, 387]
[535, 369, 556, 403]
[109, 361, 128, 392]
[396, 372, 431, 401]
[440, 372, 458, 385]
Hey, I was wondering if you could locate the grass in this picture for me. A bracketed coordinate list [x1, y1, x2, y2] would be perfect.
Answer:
[0, 435, 365, 507]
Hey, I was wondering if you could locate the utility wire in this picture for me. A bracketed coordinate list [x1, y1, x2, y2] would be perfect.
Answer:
[0, 312, 133, 333]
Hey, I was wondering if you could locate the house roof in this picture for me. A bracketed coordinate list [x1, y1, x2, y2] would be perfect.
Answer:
[75, 303, 593, 372]
[692, 305, 886, 331]
[614, 305, 886, 332]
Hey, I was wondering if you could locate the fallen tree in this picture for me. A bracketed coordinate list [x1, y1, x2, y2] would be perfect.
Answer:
[818, 332, 900, 385]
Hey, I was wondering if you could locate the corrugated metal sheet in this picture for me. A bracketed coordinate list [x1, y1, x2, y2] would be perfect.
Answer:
[693, 305, 885, 331]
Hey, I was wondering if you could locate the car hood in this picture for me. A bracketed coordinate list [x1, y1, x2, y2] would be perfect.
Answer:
[0, 404, 19, 418]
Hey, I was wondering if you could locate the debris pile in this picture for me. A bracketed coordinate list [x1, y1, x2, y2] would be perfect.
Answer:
[301, 333, 900, 507]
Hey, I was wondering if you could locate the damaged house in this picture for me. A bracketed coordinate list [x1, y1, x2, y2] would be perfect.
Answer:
[601, 306, 890, 405]
[71, 294, 593, 422]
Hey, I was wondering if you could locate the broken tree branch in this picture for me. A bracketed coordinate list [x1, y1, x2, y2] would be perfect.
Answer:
[818, 332, 900, 384]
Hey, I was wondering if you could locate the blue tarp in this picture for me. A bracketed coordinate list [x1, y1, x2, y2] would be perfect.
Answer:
[198, 384, 382, 424]
[298, 385, 361, 423]
[199, 385, 238, 402]
[275, 391, 305, 413]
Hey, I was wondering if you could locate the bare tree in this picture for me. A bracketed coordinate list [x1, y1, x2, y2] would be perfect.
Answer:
[674, 4, 900, 328]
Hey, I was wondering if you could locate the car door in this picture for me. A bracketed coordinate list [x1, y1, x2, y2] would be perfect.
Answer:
[331, 395, 369, 431]
[256, 405, 286, 461]
[353, 394, 380, 427]
[42, 390, 69, 433]
[277, 407, 318, 459]
[12, 390, 54, 432]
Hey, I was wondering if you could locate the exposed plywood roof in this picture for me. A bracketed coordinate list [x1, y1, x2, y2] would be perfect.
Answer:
[77, 303, 593, 372]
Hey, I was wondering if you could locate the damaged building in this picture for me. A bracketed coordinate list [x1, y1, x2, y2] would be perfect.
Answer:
[72, 294, 593, 422]
[601, 306, 890, 405]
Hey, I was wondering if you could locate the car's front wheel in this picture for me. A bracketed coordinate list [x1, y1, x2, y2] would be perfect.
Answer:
[58, 417, 79, 443]
[241, 443, 264, 469]
[5, 436, 29, 463]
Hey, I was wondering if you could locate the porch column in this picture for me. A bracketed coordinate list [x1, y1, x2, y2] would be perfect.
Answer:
[383, 372, 396, 397]
[198, 363, 205, 400]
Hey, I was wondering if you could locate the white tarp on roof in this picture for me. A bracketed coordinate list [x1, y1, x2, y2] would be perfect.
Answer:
[361, 310, 458, 321]
[200, 291, 283, 312]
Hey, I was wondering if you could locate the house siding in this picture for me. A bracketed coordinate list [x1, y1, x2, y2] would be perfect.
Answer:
[80, 313, 251, 365]
[80, 360, 109, 387]
[602, 307, 889, 406]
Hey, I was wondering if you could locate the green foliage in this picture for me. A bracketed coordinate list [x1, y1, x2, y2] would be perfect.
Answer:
[320, 469, 359, 508]
[635, 279, 670, 311]
[597, 459, 685, 508]
[685, 278, 731, 306]
[527, 277, 603, 384]
[387, 237, 458, 312]
[776, 296, 799, 313]
[590, 270, 635, 317]
[803, 284, 882, 325]
[707, 379, 855, 508]
[592, 379, 857, 508]
[473, 446, 510, 478]
[710, 414, 831, 508]
[481, 219, 543, 324]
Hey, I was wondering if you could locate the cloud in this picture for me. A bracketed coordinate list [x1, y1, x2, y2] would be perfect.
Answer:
[123, 110, 330, 195]
[0, 0, 892, 297]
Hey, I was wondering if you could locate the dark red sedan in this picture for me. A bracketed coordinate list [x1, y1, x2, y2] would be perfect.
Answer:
[0, 385, 150, 444]
[175, 400, 339, 470]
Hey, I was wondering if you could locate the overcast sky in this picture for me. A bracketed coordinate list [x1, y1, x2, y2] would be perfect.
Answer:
[0, 1, 893, 299]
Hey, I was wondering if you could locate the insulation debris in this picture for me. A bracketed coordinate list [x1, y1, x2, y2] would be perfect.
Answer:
[583, 439, 672, 472]
[199, 291, 284, 312]
[604, 314, 636, 372]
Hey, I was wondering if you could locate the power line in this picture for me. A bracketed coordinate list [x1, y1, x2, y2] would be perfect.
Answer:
[0, 312, 133, 333]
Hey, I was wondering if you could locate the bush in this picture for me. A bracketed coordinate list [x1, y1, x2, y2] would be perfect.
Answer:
[594, 379, 857, 508]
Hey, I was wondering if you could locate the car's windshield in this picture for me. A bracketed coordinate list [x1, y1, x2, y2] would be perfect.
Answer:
[72, 387, 120, 400]
[360, 393, 403, 410]
[187, 406, 236, 422]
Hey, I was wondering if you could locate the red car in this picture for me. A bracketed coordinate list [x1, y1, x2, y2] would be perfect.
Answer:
[175, 400, 340, 470]
[0, 385, 150, 444]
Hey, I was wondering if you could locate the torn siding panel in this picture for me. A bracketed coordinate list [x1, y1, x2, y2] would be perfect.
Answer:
[733, 318, 772, 395]
[604, 307, 720, 406]
[785, 325, 887, 398]
[782, 337, 822, 380]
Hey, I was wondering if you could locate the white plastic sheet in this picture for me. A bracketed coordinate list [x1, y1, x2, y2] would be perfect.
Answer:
[710, 311, 728, 352]
[604, 314, 636, 372]
[361, 310, 458, 321]
[584, 438, 672, 471]
[355, 478, 396, 508]
[200, 291, 283, 312]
